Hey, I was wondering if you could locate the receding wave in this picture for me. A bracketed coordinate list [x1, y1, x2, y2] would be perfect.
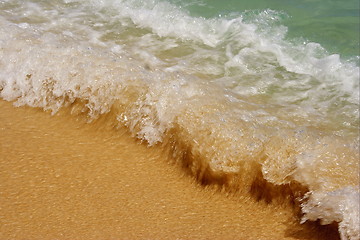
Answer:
[0, 0, 359, 239]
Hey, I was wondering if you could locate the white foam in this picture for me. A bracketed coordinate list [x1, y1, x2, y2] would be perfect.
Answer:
[301, 187, 360, 240]
[2, 0, 358, 132]
[76, 0, 359, 135]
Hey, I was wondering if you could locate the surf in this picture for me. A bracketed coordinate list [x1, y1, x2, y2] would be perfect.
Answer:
[0, 0, 359, 239]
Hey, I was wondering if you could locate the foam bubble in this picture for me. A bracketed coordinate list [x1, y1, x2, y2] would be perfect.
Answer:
[301, 187, 360, 240]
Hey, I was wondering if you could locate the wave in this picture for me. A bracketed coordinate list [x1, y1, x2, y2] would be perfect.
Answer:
[0, 0, 359, 239]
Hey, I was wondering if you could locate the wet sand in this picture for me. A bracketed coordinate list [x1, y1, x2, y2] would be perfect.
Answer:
[0, 100, 339, 240]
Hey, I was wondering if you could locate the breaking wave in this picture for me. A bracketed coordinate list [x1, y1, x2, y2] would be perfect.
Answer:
[0, 0, 359, 239]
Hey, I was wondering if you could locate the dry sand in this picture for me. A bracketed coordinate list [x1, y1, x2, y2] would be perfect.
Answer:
[0, 100, 339, 240]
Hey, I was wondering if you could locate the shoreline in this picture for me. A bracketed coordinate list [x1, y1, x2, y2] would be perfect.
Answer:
[0, 100, 339, 239]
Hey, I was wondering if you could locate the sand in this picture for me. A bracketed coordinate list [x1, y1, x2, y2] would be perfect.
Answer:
[0, 100, 339, 240]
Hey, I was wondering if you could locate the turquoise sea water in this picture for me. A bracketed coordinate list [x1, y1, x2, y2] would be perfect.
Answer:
[0, 0, 359, 239]
[173, 0, 360, 58]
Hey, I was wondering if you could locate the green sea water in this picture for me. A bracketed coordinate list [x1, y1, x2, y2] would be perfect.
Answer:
[172, 0, 360, 58]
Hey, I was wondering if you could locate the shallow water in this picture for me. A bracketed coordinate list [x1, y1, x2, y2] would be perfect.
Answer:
[173, 0, 360, 58]
[0, 0, 359, 239]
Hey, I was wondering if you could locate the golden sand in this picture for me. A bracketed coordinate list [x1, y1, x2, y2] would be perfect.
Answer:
[0, 100, 339, 239]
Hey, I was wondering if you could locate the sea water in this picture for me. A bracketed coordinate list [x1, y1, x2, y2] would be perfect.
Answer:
[0, 0, 359, 239]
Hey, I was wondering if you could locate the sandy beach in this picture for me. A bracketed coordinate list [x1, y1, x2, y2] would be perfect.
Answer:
[0, 100, 339, 240]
